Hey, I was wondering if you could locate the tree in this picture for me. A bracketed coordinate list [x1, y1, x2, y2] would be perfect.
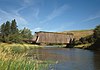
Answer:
[0, 19, 20, 43]
[5, 21, 11, 36]
[11, 19, 18, 34]
[21, 27, 33, 40]
[0, 19, 33, 43]
[89, 25, 100, 50]
[0, 23, 5, 35]
[93, 25, 100, 48]
[79, 37, 88, 44]
[0, 23, 5, 42]
[85, 35, 95, 43]
[93, 25, 100, 39]
[0, 21, 11, 42]
[9, 33, 23, 43]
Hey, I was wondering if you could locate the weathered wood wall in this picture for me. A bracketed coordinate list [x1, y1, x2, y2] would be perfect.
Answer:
[33, 32, 74, 44]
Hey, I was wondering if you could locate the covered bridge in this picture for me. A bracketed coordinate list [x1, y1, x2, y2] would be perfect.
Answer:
[32, 31, 74, 45]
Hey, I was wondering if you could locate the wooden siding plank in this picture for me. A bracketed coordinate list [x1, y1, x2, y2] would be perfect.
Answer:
[34, 32, 74, 44]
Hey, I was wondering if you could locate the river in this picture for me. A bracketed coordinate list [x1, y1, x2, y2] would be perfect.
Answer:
[27, 47, 100, 70]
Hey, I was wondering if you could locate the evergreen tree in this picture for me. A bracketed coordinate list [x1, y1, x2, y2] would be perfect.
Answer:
[93, 25, 100, 48]
[89, 25, 100, 50]
[21, 27, 33, 40]
[93, 25, 100, 39]
[9, 19, 21, 43]
[1, 23, 5, 35]
[5, 21, 11, 36]
[0, 19, 33, 43]
[0, 23, 5, 42]
[11, 19, 18, 34]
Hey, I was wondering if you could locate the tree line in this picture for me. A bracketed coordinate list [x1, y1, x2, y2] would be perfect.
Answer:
[0, 19, 33, 43]
[90, 25, 100, 50]
[74, 25, 100, 50]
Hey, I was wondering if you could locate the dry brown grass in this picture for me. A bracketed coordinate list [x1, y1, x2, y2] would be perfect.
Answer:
[63, 30, 93, 40]
[0, 43, 51, 70]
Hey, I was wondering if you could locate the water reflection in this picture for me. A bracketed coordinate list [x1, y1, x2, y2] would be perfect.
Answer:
[93, 51, 100, 70]
[27, 48, 100, 70]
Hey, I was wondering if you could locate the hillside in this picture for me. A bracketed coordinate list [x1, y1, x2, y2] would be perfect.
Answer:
[63, 30, 93, 40]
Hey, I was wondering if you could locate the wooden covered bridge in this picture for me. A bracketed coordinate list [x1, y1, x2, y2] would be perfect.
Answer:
[31, 31, 74, 45]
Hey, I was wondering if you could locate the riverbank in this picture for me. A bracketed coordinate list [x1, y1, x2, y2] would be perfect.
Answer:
[26, 47, 100, 70]
[0, 43, 52, 70]
[74, 43, 92, 49]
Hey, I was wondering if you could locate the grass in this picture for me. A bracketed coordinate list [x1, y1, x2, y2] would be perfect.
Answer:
[63, 29, 93, 40]
[0, 43, 52, 70]
[74, 43, 93, 49]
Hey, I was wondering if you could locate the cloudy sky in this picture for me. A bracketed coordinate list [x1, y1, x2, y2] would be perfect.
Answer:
[0, 0, 100, 34]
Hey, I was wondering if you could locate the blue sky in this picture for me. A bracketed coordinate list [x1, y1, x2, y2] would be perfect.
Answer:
[0, 0, 100, 34]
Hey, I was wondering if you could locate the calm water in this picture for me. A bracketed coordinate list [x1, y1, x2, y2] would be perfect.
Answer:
[27, 47, 100, 70]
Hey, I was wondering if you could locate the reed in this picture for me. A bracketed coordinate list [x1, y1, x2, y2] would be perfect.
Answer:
[0, 43, 50, 70]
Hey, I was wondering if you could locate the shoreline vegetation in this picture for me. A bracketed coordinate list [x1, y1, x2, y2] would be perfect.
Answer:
[0, 19, 100, 70]
[68, 25, 100, 50]
[0, 43, 55, 70]
[74, 43, 93, 49]
[0, 19, 99, 50]
[0, 19, 51, 70]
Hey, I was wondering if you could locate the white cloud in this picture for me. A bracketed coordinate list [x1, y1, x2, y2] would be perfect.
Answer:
[80, 12, 100, 23]
[40, 4, 69, 24]
[31, 27, 43, 34]
[22, 0, 42, 7]
[0, 0, 41, 32]
[30, 8, 40, 20]
[32, 27, 43, 31]
[84, 15, 100, 22]
[23, 0, 32, 4]
[31, 27, 58, 33]
[47, 4, 69, 20]
[22, 0, 34, 6]
[31, 27, 60, 34]
[34, 8, 40, 19]
[0, 9, 28, 26]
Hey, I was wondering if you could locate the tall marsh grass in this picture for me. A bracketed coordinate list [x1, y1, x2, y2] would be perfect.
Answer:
[0, 43, 50, 70]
